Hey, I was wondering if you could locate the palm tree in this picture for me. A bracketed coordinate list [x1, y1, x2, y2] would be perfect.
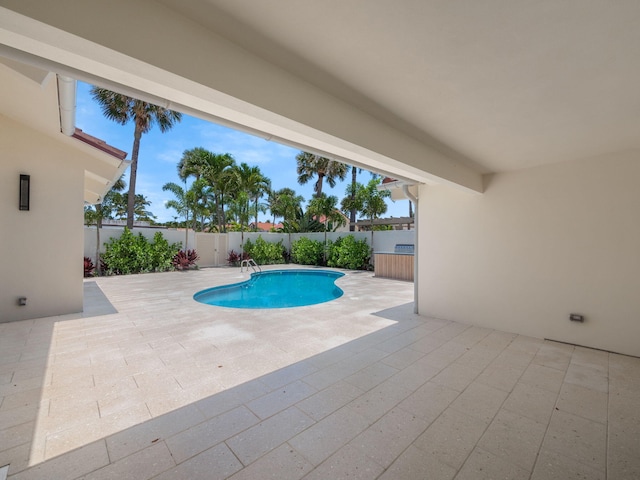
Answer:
[90, 87, 182, 228]
[296, 152, 348, 198]
[307, 194, 345, 263]
[351, 178, 391, 254]
[347, 166, 362, 231]
[268, 187, 304, 225]
[229, 163, 270, 232]
[177, 148, 236, 232]
[163, 181, 198, 247]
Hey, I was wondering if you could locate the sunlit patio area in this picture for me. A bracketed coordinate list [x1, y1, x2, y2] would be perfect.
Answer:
[0, 266, 638, 479]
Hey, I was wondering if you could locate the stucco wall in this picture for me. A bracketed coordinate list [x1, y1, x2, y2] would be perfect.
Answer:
[418, 150, 640, 357]
[0, 115, 84, 322]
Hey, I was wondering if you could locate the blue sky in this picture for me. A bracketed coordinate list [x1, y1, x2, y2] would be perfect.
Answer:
[76, 81, 409, 224]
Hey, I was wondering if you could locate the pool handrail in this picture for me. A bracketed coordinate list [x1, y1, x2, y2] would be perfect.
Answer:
[240, 258, 261, 274]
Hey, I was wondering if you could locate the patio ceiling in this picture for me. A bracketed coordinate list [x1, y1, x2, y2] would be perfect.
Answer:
[2, 1, 640, 186]
[159, 0, 640, 173]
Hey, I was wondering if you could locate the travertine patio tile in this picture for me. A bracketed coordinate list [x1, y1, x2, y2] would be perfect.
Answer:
[343, 361, 398, 392]
[556, 382, 608, 423]
[348, 379, 413, 423]
[532, 449, 605, 480]
[106, 404, 205, 462]
[519, 363, 565, 393]
[449, 382, 508, 423]
[456, 447, 530, 480]
[502, 382, 558, 425]
[430, 363, 479, 392]
[76, 441, 175, 480]
[226, 406, 315, 466]
[379, 346, 425, 369]
[475, 363, 525, 392]
[226, 443, 313, 480]
[296, 380, 364, 421]
[0, 421, 34, 453]
[377, 445, 456, 480]
[477, 409, 546, 471]
[9, 440, 109, 480]
[396, 381, 459, 423]
[2, 269, 639, 479]
[257, 360, 318, 390]
[288, 406, 370, 466]
[349, 407, 429, 468]
[151, 442, 243, 480]
[166, 405, 258, 463]
[247, 380, 317, 420]
[413, 409, 489, 469]
[564, 363, 609, 393]
[541, 410, 606, 472]
[45, 402, 151, 459]
[303, 444, 384, 480]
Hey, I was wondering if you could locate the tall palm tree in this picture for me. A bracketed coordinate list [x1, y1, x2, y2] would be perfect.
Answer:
[230, 163, 270, 231]
[90, 87, 182, 228]
[307, 194, 345, 264]
[178, 148, 235, 232]
[268, 187, 304, 225]
[296, 152, 348, 198]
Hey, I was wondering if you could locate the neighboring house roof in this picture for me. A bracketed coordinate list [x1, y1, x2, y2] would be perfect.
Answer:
[251, 221, 283, 231]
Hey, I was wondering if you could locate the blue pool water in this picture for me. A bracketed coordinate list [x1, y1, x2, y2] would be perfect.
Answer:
[193, 269, 345, 309]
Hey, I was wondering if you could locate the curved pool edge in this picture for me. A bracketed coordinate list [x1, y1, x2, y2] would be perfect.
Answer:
[193, 268, 345, 309]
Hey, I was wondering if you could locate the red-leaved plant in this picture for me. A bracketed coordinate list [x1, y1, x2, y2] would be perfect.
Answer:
[227, 249, 250, 266]
[172, 249, 199, 270]
[84, 257, 95, 277]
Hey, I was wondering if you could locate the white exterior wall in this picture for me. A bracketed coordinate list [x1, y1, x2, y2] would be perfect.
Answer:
[0, 115, 84, 322]
[418, 150, 640, 357]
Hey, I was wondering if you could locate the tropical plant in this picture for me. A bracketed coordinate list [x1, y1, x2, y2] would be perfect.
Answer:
[296, 152, 348, 198]
[177, 148, 236, 232]
[227, 249, 250, 266]
[228, 163, 270, 249]
[267, 187, 304, 225]
[347, 177, 391, 251]
[327, 235, 371, 270]
[243, 236, 286, 265]
[83, 257, 95, 277]
[101, 228, 180, 275]
[308, 194, 346, 263]
[172, 249, 199, 270]
[90, 86, 182, 228]
[84, 175, 126, 275]
[291, 237, 325, 266]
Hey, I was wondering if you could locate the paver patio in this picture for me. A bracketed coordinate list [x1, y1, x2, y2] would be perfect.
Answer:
[0, 265, 638, 479]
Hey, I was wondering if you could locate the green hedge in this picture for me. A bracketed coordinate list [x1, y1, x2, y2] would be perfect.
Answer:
[291, 237, 325, 266]
[102, 228, 180, 275]
[327, 235, 370, 270]
[243, 236, 286, 265]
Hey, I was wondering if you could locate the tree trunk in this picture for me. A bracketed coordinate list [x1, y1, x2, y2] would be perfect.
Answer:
[127, 125, 143, 229]
[349, 166, 357, 231]
[315, 173, 324, 198]
[95, 205, 102, 276]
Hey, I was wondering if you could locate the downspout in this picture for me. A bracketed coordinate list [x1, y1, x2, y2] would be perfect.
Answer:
[57, 75, 76, 136]
[403, 185, 419, 314]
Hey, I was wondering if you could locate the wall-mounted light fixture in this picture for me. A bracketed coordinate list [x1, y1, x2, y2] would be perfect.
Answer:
[19, 174, 30, 211]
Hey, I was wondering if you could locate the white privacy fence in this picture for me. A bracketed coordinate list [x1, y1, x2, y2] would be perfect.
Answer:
[84, 227, 415, 267]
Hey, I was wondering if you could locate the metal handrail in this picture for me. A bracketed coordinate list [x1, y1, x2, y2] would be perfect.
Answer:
[240, 258, 261, 273]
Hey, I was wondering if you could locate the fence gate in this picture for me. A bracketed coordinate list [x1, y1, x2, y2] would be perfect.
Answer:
[195, 233, 228, 266]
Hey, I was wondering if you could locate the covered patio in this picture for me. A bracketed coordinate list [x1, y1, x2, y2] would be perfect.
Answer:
[1, 267, 637, 479]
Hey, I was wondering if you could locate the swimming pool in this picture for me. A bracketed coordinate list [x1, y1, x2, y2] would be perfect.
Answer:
[193, 269, 345, 308]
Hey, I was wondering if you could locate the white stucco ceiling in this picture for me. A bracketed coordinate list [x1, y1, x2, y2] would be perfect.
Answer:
[160, 0, 640, 173]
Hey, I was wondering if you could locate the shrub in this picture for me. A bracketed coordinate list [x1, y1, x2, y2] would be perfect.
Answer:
[227, 249, 249, 266]
[173, 249, 199, 270]
[84, 257, 95, 277]
[291, 237, 325, 266]
[102, 228, 180, 275]
[327, 235, 370, 270]
[243, 236, 285, 265]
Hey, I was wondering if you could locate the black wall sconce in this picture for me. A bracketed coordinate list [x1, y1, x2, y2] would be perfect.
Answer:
[19, 174, 30, 211]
